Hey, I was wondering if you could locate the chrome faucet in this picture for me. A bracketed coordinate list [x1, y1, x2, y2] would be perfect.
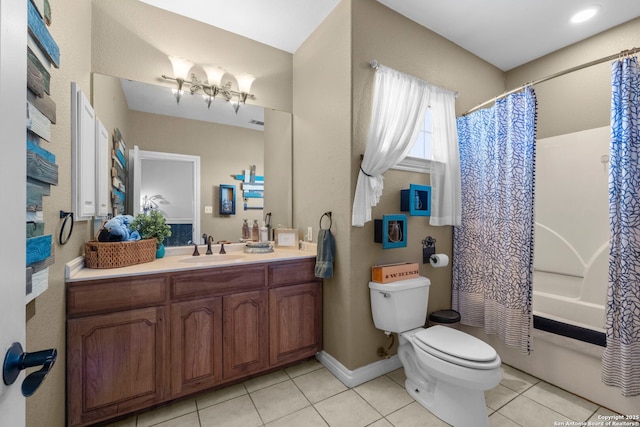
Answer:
[206, 235, 214, 255]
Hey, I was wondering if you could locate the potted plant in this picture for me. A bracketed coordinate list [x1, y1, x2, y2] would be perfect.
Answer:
[130, 211, 172, 258]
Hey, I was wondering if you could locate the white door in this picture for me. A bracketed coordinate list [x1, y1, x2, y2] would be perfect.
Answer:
[130, 146, 201, 244]
[0, 0, 28, 424]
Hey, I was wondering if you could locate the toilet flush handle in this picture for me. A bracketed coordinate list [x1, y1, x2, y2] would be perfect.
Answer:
[379, 292, 391, 298]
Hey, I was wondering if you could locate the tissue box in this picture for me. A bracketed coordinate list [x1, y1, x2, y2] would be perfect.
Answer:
[371, 262, 419, 283]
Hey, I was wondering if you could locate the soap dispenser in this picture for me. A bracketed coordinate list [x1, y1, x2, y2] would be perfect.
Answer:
[252, 219, 259, 241]
[242, 219, 250, 240]
[259, 221, 268, 242]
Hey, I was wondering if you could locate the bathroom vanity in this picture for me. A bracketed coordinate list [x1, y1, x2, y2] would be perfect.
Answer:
[65, 249, 322, 427]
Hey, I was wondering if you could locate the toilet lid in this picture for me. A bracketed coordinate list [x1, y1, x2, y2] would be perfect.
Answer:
[414, 326, 498, 364]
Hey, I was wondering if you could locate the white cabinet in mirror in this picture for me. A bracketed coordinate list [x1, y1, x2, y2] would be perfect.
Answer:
[71, 82, 111, 221]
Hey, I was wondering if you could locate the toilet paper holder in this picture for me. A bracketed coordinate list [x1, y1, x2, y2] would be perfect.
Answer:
[422, 236, 436, 264]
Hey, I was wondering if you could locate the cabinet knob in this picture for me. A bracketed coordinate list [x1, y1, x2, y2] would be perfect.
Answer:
[3, 342, 57, 397]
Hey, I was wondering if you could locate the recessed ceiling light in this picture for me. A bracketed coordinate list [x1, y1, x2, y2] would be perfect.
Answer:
[571, 6, 601, 24]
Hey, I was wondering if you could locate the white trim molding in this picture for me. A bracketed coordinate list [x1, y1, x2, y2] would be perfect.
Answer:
[392, 156, 433, 174]
[315, 351, 402, 388]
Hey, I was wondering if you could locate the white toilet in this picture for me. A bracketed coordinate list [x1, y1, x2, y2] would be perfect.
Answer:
[369, 277, 501, 427]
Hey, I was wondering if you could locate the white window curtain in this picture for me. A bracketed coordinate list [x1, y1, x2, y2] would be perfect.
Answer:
[352, 64, 459, 227]
[430, 88, 461, 226]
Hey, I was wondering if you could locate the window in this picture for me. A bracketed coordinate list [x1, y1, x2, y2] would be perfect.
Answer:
[393, 108, 433, 173]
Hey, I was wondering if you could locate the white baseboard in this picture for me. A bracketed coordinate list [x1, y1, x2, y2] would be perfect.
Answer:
[315, 350, 402, 388]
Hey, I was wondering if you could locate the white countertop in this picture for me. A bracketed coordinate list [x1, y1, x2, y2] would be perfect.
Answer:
[67, 242, 317, 282]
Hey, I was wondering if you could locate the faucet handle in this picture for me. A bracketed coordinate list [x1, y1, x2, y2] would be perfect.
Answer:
[206, 235, 214, 255]
[192, 243, 200, 256]
[219, 243, 226, 255]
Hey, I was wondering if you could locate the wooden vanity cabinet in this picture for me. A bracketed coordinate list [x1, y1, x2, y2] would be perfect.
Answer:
[66, 275, 169, 427]
[66, 258, 321, 427]
[269, 282, 322, 367]
[170, 297, 223, 397]
[223, 290, 269, 380]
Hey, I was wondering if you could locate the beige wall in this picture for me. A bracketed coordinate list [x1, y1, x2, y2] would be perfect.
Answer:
[506, 17, 640, 139]
[293, 0, 353, 368]
[128, 110, 264, 242]
[291, 0, 506, 371]
[91, 73, 132, 145]
[24, 2, 640, 425]
[92, 72, 293, 242]
[26, 1, 94, 426]
[91, 0, 293, 113]
[25, 2, 293, 426]
[348, 0, 505, 370]
[264, 109, 293, 229]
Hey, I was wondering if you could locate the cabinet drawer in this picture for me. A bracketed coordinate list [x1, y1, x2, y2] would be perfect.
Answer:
[172, 264, 266, 300]
[67, 275, 168, 317]
[268, 259, 317, 287]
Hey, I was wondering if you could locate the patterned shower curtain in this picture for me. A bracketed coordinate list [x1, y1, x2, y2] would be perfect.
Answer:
[453, 87, 537, 354]
[602, 56, 640, 397]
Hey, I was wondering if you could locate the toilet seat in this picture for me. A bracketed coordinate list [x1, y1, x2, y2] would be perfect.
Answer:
[411, 326, 500, 370]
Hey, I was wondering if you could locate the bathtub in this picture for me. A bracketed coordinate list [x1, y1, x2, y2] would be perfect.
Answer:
[532, 269, 606, 335]
[465, 129, 640, 412]
[533, 126, 610, 339]
[460, 324, 640, 415]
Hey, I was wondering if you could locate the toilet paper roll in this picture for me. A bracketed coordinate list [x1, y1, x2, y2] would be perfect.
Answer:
[429, 253, 449, 268]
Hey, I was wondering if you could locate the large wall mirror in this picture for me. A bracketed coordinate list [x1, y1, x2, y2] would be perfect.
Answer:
[92, 73, 292, 245]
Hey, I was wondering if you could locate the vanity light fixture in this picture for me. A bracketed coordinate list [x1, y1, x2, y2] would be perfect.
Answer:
[161, 56, 255, 112]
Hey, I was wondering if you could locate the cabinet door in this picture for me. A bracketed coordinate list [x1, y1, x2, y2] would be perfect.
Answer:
[171, 297, 223, 397]
[94, 119, 110, 218]
[67, 307, 167, 427]
[223, 290, 268, 380]
[71, 83, 96, 221]
[269, 282, 322, 367]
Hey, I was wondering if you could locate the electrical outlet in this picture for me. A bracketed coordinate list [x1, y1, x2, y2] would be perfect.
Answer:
[307, 226, 313, 241]
[204, 206, 213, 214]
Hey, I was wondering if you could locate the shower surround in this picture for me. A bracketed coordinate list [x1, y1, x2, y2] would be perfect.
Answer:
[533, 126, 610, 334]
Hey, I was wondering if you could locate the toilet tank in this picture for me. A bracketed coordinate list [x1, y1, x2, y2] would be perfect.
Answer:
[369, 277, 430, 333]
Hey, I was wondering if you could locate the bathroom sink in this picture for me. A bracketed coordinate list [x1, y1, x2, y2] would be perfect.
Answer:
[178, 254, 245, 264]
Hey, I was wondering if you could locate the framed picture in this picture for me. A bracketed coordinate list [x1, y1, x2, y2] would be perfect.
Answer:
[274, 228, 298, 247]
[219, 184, 236, 215]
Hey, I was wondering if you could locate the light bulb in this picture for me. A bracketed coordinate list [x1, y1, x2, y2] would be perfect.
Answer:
[236, 73, 255, 94]
[168, 56, 194, 80]
[203, 65, 226, 87]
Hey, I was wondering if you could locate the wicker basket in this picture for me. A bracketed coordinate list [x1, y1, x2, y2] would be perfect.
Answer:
[84, 238, 157, 269]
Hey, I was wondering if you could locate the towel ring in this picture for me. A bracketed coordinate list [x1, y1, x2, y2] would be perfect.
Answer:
[320, 211, 332, 230]
[59, 211, 74, 246]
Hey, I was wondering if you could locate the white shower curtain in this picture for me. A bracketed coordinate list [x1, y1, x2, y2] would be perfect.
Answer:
[352, 65, 459, 227]
[602, 56, 640, 396]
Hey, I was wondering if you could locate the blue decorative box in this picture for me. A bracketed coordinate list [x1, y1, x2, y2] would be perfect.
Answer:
[374, 214, 407, 249]
[401, 184, 431, 216]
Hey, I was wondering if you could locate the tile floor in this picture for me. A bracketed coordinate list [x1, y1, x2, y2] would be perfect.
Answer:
[107, 358, 620, 427]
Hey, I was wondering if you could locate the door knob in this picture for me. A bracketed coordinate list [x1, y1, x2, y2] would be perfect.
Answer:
[3, 342, 57, 397]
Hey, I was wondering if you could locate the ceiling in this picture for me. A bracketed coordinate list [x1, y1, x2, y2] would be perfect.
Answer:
[137, 0, 640, 71]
